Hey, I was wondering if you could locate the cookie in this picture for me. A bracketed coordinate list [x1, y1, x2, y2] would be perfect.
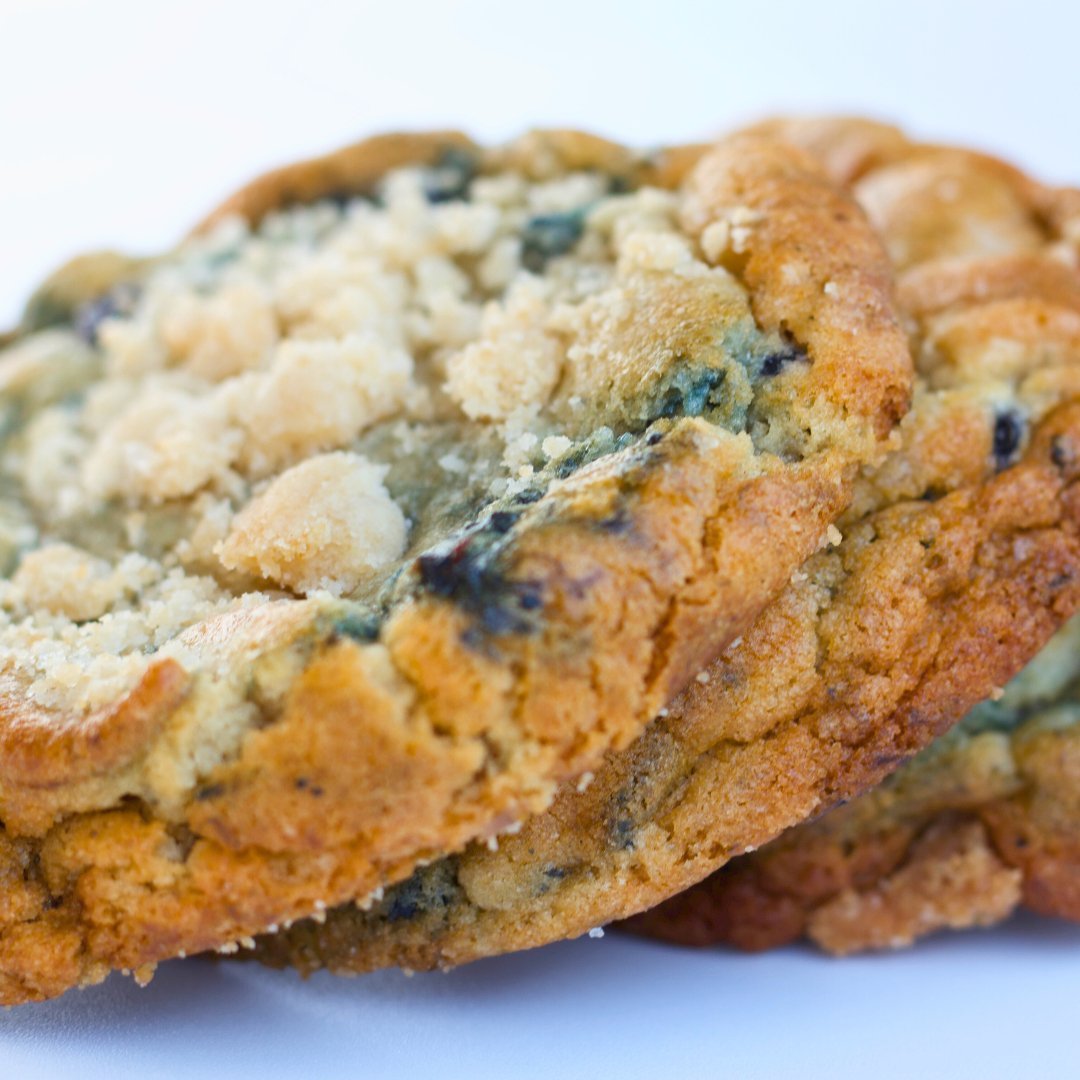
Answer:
[0, 129, 909, 1003]
[625, 120, 1080, 955]
[246, 121, 1080, 978]
[625, 616, 1080, 954]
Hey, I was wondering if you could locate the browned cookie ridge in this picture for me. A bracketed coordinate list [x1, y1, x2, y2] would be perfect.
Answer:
[0, 128, 909, 1003]
[246, 119, 1080, 979]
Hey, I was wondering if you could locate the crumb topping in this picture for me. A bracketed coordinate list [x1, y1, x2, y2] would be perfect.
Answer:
[217, 452, 407, 596]
[0, 150, 806, 716]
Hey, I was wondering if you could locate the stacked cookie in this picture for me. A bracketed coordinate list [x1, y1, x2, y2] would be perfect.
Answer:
[627, 120, 1080, 954]
[0, 119, 1074, 1004]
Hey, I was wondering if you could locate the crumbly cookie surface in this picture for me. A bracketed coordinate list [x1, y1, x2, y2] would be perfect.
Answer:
[0, 129, 909, 1002]
[248, 119, 1080, 978]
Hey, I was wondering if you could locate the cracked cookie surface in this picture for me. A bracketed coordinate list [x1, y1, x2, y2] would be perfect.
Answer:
[0, 128, 909, 1002]
[246, 119, 1080, 978]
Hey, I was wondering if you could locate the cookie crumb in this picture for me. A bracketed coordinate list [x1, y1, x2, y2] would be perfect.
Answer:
[700, 220, 731, 262]
[355, 886, 385, 912]
[217, 451, 408, 596]
[541, 435, 573, 460]
[728, 206, 764, 254]
[438, 453, 467, 474]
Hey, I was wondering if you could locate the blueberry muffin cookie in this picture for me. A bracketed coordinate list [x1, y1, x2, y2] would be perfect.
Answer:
[0, 129, 909, 1002]
[248, 122, 1080, 978]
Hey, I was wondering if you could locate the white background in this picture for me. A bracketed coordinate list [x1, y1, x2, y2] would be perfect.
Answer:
[1, 1, 1078, 1076]
[3, 918, 1080, 1080]
[3, 0, 1080, 326]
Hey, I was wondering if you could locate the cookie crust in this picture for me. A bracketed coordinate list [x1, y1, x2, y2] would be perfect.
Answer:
[626, 628, 1080, 955]
[251, 408, 1080, 975]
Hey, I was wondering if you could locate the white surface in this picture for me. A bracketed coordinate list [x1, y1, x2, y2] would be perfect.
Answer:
[2, 0, 1079, 327]
[2, 918, 1079, 1080]
[1, 1, 1079, 1075]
